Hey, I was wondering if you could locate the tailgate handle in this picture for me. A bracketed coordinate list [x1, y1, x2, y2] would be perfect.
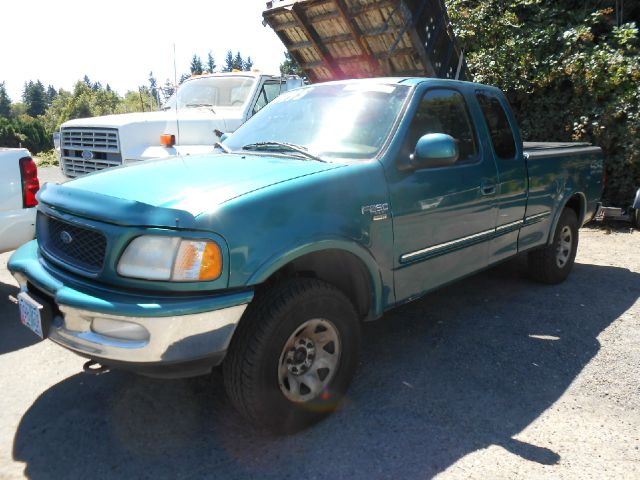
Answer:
[481, 181, 496, 196]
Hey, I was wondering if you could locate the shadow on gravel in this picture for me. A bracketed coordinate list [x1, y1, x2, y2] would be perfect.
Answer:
[0, 281, 40, 355]
[13, 262, 640, 479]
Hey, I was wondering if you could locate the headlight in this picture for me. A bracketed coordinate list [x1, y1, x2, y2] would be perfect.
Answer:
[117, 235, 222, 282]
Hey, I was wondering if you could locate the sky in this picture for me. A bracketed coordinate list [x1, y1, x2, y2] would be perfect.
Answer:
[0, 0, 288, 101]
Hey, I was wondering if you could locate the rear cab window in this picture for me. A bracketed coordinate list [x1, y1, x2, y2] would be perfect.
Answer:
[476, 92, 517, 160]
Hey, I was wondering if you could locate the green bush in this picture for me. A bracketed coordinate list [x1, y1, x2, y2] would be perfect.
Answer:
[449, 0, 640, 205]
[35, 149, 59, 167]
[0, 116, 50, 154]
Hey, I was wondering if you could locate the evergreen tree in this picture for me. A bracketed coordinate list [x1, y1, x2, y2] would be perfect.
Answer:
[179, 73, 191, 85]
[46, 85, 57, 106]
[161, 79, 175, 101]
[207, 51, 216, 73]
[190, 54, 204, 75]
[233, 51, 244, 70]
[148, 71, 158, 107]
[224, 50, 234, 72]
[280, 52, 304, 77]
[22, 80, 47, 117]
[83, 75, 92, 88]
[0, 82, 11, 118]
[243, 56, 254, 71]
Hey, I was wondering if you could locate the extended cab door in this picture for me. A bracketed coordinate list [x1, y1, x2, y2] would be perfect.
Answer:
[474, 89, 526, 264]
[388, 87, 499, 302]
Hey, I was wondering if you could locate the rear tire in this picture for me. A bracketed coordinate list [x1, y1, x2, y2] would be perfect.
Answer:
[528, 209, 579, 284]
[223, 278, 361, 434]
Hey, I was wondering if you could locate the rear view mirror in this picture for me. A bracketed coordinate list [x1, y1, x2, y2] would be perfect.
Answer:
[412, 133, 459, 168]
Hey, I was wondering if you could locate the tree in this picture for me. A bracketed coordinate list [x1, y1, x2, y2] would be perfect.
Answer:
[224, 50, 234, 72]
[233, 51, 244, 70]
[207, 51, 216, 73]
[0, 82, 11, 118]
[280, 51, 304, 77]
[46, 85, 57, 106]
[22, 80, 47, 117]
[243, 56, 254, 71]
[179, 73, 191, 85]
[161, 79, 175, 102]
[149, 71, 158, 108]
[448, 0, 640, 205]
[190, 54, 204, 75]
[83, 75, 92, 88]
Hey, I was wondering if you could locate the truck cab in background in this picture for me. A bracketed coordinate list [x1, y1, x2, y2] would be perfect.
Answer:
[58, 72, 304, 177]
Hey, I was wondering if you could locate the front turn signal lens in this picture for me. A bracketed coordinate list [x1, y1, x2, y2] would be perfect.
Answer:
[172, 240, 222, 281]
[161, 134, 176, 147]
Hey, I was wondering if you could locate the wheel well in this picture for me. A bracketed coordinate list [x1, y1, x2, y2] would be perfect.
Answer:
[564, 194, 585, 225]
[263, 250, 374, 321]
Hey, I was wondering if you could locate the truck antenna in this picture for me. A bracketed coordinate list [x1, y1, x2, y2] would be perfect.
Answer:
[173, 43, 181, 143]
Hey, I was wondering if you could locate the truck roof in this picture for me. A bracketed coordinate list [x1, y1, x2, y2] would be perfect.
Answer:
[183, 71, 285, 82]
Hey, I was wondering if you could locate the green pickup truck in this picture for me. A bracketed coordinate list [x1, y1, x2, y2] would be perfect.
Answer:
[9, 78, 603, 433]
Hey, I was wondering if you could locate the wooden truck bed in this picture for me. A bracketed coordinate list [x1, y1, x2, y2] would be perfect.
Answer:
[263, 0, 470, 83]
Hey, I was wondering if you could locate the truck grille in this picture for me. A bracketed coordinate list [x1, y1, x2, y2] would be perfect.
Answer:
[37, 213, 107, 274]
[60, 127, 122, 177]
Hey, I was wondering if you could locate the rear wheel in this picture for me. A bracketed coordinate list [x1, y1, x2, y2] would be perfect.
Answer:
[528, 209, 579, 284]
[223, 278, 360, 434]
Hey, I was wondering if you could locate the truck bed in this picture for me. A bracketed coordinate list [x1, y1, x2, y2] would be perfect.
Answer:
[263, 0, 470, 82]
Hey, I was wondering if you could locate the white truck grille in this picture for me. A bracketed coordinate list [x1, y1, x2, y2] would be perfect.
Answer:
[60, 127, 122, 177]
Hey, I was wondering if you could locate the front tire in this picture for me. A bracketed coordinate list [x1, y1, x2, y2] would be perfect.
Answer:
[528, 208, 579, 284]
[223, 278, 361, 434]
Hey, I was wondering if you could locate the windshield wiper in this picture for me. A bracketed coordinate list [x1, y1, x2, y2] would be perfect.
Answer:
[186, 103, 216, 114]
[241, 142, 326, 163]
[214, 142, 232, 153]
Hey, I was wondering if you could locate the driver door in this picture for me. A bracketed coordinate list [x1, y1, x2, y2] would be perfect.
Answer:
[388, 87, 499, 301]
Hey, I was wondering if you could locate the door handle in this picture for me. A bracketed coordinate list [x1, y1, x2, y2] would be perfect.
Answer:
[480, 181, 496, 196]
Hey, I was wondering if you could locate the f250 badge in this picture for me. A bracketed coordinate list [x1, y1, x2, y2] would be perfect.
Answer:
[361, 203, 389, 221]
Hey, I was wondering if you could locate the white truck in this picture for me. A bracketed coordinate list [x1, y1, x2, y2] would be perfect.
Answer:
[58, 72, 304, 177]
[0, 148, 40, 253]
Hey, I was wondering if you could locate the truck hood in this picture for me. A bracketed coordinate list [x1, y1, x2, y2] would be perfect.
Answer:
[62, 108, 244, 149]
[40, 153, 344, 228]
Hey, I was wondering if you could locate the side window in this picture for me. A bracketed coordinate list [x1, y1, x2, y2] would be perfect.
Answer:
[476, 93, 517, 159]
[252, 82, 283, 116]
[405, 88, 478, 164]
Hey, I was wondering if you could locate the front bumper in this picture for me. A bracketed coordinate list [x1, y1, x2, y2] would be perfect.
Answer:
[9, 241, 253, 377]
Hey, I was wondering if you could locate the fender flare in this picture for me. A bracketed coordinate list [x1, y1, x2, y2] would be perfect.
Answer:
[547, 191, 587, 244]
[247, 238, 385, 318]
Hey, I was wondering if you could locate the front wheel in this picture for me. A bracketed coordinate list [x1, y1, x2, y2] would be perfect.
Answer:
[223, 278, 361, 434]
[528, 208, 579, 284]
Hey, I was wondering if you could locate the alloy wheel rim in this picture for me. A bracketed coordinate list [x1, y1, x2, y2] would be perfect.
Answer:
[556, 225, 573, 268]
[278, 318, 341, 403]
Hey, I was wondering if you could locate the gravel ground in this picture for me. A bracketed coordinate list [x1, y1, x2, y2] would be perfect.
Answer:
[0, 183, 638, 479]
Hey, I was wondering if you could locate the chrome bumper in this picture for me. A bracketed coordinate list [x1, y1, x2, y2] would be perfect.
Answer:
[49, 303, 247, 364]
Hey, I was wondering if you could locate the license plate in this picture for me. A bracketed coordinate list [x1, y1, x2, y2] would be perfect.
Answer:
[18, 292, 45, 338]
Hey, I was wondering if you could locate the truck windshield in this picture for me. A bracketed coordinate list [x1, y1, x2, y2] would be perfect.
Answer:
[163, 76, 256, 110]
[224, 83, 411, 160]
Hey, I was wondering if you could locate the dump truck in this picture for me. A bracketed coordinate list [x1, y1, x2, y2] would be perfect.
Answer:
[263, 0, 471, 82]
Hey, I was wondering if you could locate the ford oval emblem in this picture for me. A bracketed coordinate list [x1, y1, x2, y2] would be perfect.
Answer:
[60, 231, 73, 245]
[81, 150, 94, 161]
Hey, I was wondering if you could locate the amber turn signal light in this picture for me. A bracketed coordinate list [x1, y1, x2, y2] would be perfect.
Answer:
[161, 134, 176, 147]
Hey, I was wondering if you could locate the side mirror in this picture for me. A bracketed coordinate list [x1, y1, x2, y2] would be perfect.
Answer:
[411, 133, 459, 168]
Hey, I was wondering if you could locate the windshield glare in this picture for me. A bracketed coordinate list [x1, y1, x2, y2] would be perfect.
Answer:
[164, 76, 256, 109]
[224, 83, 411, 160]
